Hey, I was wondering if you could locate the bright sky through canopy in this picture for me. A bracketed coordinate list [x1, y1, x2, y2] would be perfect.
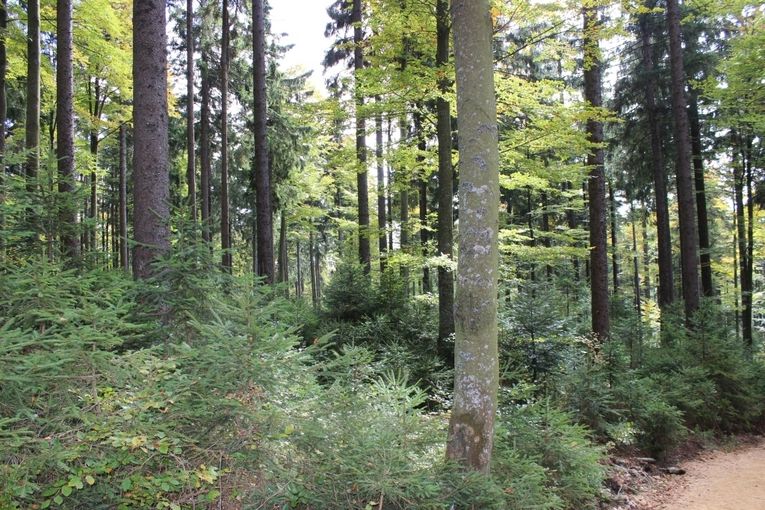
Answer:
[270, 0, 333, 93]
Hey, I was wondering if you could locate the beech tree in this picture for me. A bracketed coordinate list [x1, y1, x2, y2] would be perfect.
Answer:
[446, 0, 500, 473]
[132, 0, 170, 278]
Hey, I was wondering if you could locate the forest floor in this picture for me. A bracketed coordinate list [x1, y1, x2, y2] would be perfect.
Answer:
[606, 435, 765, 510]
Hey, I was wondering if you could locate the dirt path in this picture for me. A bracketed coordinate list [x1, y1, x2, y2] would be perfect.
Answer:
[652, 438, 765, 510]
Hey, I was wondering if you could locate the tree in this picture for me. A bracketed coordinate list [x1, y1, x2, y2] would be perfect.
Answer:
[638, 5, 674, 310]
[25, 0, 40, 189]
[435, 0, 455, 354]
[583, 1, 609, 341]
[186, 0, 197, 222]
[252, 0, 274, 282]
[220, 0, 231, 272]
[353, 0, 371, 274]
[57, 0, 79, 259]
[666, 0, 700, 320]
[132, 0, 170, 278]
[446, 0, 500, 474]
[118, 123, 128, 271]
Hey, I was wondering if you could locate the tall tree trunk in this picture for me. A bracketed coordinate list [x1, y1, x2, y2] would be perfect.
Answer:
[200, 70, 211, 243]
[733, 147, 751, 348]
[220, 0, 232, 271]
[566, 181, 581, 280]
[353, 0, 371, 273]
[0, 0, 6, 261]
[666, 0, 700, 320]
[584, 3, 609, 341]
[25, 0, 40, 188]
[541, 190, 552, 278]
[296, 239, 302, 297]
[688, 88, 713, 297]
[375, 99, 387, 270]
[639, 10, 674, 309]
[387, 118, 394, 251]
[446, 0, 500, 474]
[631, 201, 641, 314]
[641, 200, 650, 300]
[186, 0, 197, 223]
[309, 230, 317, 308]
[89, 127, 98, 253]
[57, 0, 79, 260]
[435, 0, 455, 350]
[399, 116, 410, 291]
[415, 111, 430, 292]
[732, 207, 740, 344]
[609, 182, 619, 294]
[132, 0, 170, 278]
[252, 0, 274, 282]
[278, 211, 288, 285]
[119, 124, 129, 271]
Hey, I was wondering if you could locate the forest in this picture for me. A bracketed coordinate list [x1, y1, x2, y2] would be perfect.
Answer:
[0, 0, 763, 507]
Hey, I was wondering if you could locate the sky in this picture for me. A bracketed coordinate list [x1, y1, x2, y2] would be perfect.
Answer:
[270, 0, 334, 94]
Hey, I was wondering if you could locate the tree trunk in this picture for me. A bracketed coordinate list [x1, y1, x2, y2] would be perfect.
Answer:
[25, 0, 40, 188]
[253, 0, 274, 282]
[220, 0, 232, 271]
[415, 111, 430, 292]
[309, 230, 317, 308]
[400, 116, 410, 291]
[278, 211, 289, 285]
[186, 0, 197, 223]
[57, 0, 79, 260]
[732, 205, 740, 344]
[200, 70, 211, 243]
[0, 0, 6, 261]
[132, 0, 170, 278]
[688, 89, 713, 297]
[119, 124, 129, 271]
[641, 200, 651, 301]
[584, 3, 609, 341]
[353, 0, 371, 274]
[375, 99, 387, 270]
[639, 10, 674, 309]
[541, 190, 552, 278]
[446, 0, 500, 474]
[609, 182, 619, 294]
[296, 239, 302, 297]
[435, 0, 455, 351]
[666, 0, 700, 320]
[89, 128, 98, 253]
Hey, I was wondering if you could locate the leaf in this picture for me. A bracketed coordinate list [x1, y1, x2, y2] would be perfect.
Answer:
[53, 495, 63, 505]
[120, 478, 133, 491]
[61, 486, 72, 497]
[85, 475, 95, 486]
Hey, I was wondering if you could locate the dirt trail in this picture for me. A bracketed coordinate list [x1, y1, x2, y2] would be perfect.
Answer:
[655, 438, 765, 510]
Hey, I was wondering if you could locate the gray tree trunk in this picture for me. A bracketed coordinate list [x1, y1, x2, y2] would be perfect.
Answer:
[446, 0, 500, 474]
[200, 70, 211, 243]
[25, 0, 40, 189]
[57, 0, 79, 260]
[353, 0, 371, 273]
[186, 0, 197, 222]
[119, 124, 128, 271]
[220, 0, 232, 271]
[132, 0, 170, 278]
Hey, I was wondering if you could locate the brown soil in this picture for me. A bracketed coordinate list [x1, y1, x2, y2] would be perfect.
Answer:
[610, 437, 765, 510]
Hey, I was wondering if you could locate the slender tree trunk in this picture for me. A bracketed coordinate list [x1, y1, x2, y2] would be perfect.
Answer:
[253, 0, 274, 282]
[732, 207, 740, 344]
[296, 239, 302, 297]
[89, 129, 98, 253]
[119, 124, 129, 271]
[400, 116, 410, 291]
[609, 182, 619, 294]
[688, 89, 713, 297]
[353, 0, 371, 273]
[641, 201, 651, 300]
[186, 0, 197, 223]
[415, 111, 430, 292]
[57, 0, 79, 260]
[631, 201, 641, 314]
[744, 140, 753, 351]
[446, 0, 500, 474]
[200, 70, 211, 243]
[541, 190, 552, 278]
[666, 0, 700, 320]
[436, 0, 455, 350]
[584, 3, 609, 341]
[220, 0, 232, 271]
[309, 230, 317, 308]
[375, 100, 387, 271]
[25, 0, 40, 188]
[387, 118, 394, 251]
[639, 10, 674, 309]
[733, 147, 751, 348]
[132, 0, 170, 278]
[278, 211, 288, 284]
[566, 181, 581, 280]
[0, 0, 6, 261]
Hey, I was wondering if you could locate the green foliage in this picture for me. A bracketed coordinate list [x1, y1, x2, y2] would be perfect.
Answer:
[322, 258, 376, 321]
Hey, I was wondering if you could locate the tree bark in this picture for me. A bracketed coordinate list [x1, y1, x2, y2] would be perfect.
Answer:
[220, 0, 232, 271]
[415, 111, 430, 292]
[609, 182, 619, 294]
[132, 0, 170, 278]
[446, 0, 500, 474]
[200, 69, 211, 243]
[435, 0, 455, 351]
[278, 211, 288, 285]
[688, 88, 713, 297]
[666, 0, 700, 320]
[0, 0, 6, 260]
[583, 3, 609, 341]
[186, 0, 197, 223]
[353, 0, 371, 273]
[25, 0, 40, 188]
[375, 99, 387, 270]
[639, 10, 674, 309]
[252, 0, 274, 282]
[119, 124, 129, 271]
[57, 0, 79, 260]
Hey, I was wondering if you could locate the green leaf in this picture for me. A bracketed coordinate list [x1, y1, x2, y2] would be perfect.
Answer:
[85, 475, 96, 486]
[53, 495, 63, 505]
[120, 478, 133, 491]
[41, 500, 51, 509]
[61, 486, 72, 497]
